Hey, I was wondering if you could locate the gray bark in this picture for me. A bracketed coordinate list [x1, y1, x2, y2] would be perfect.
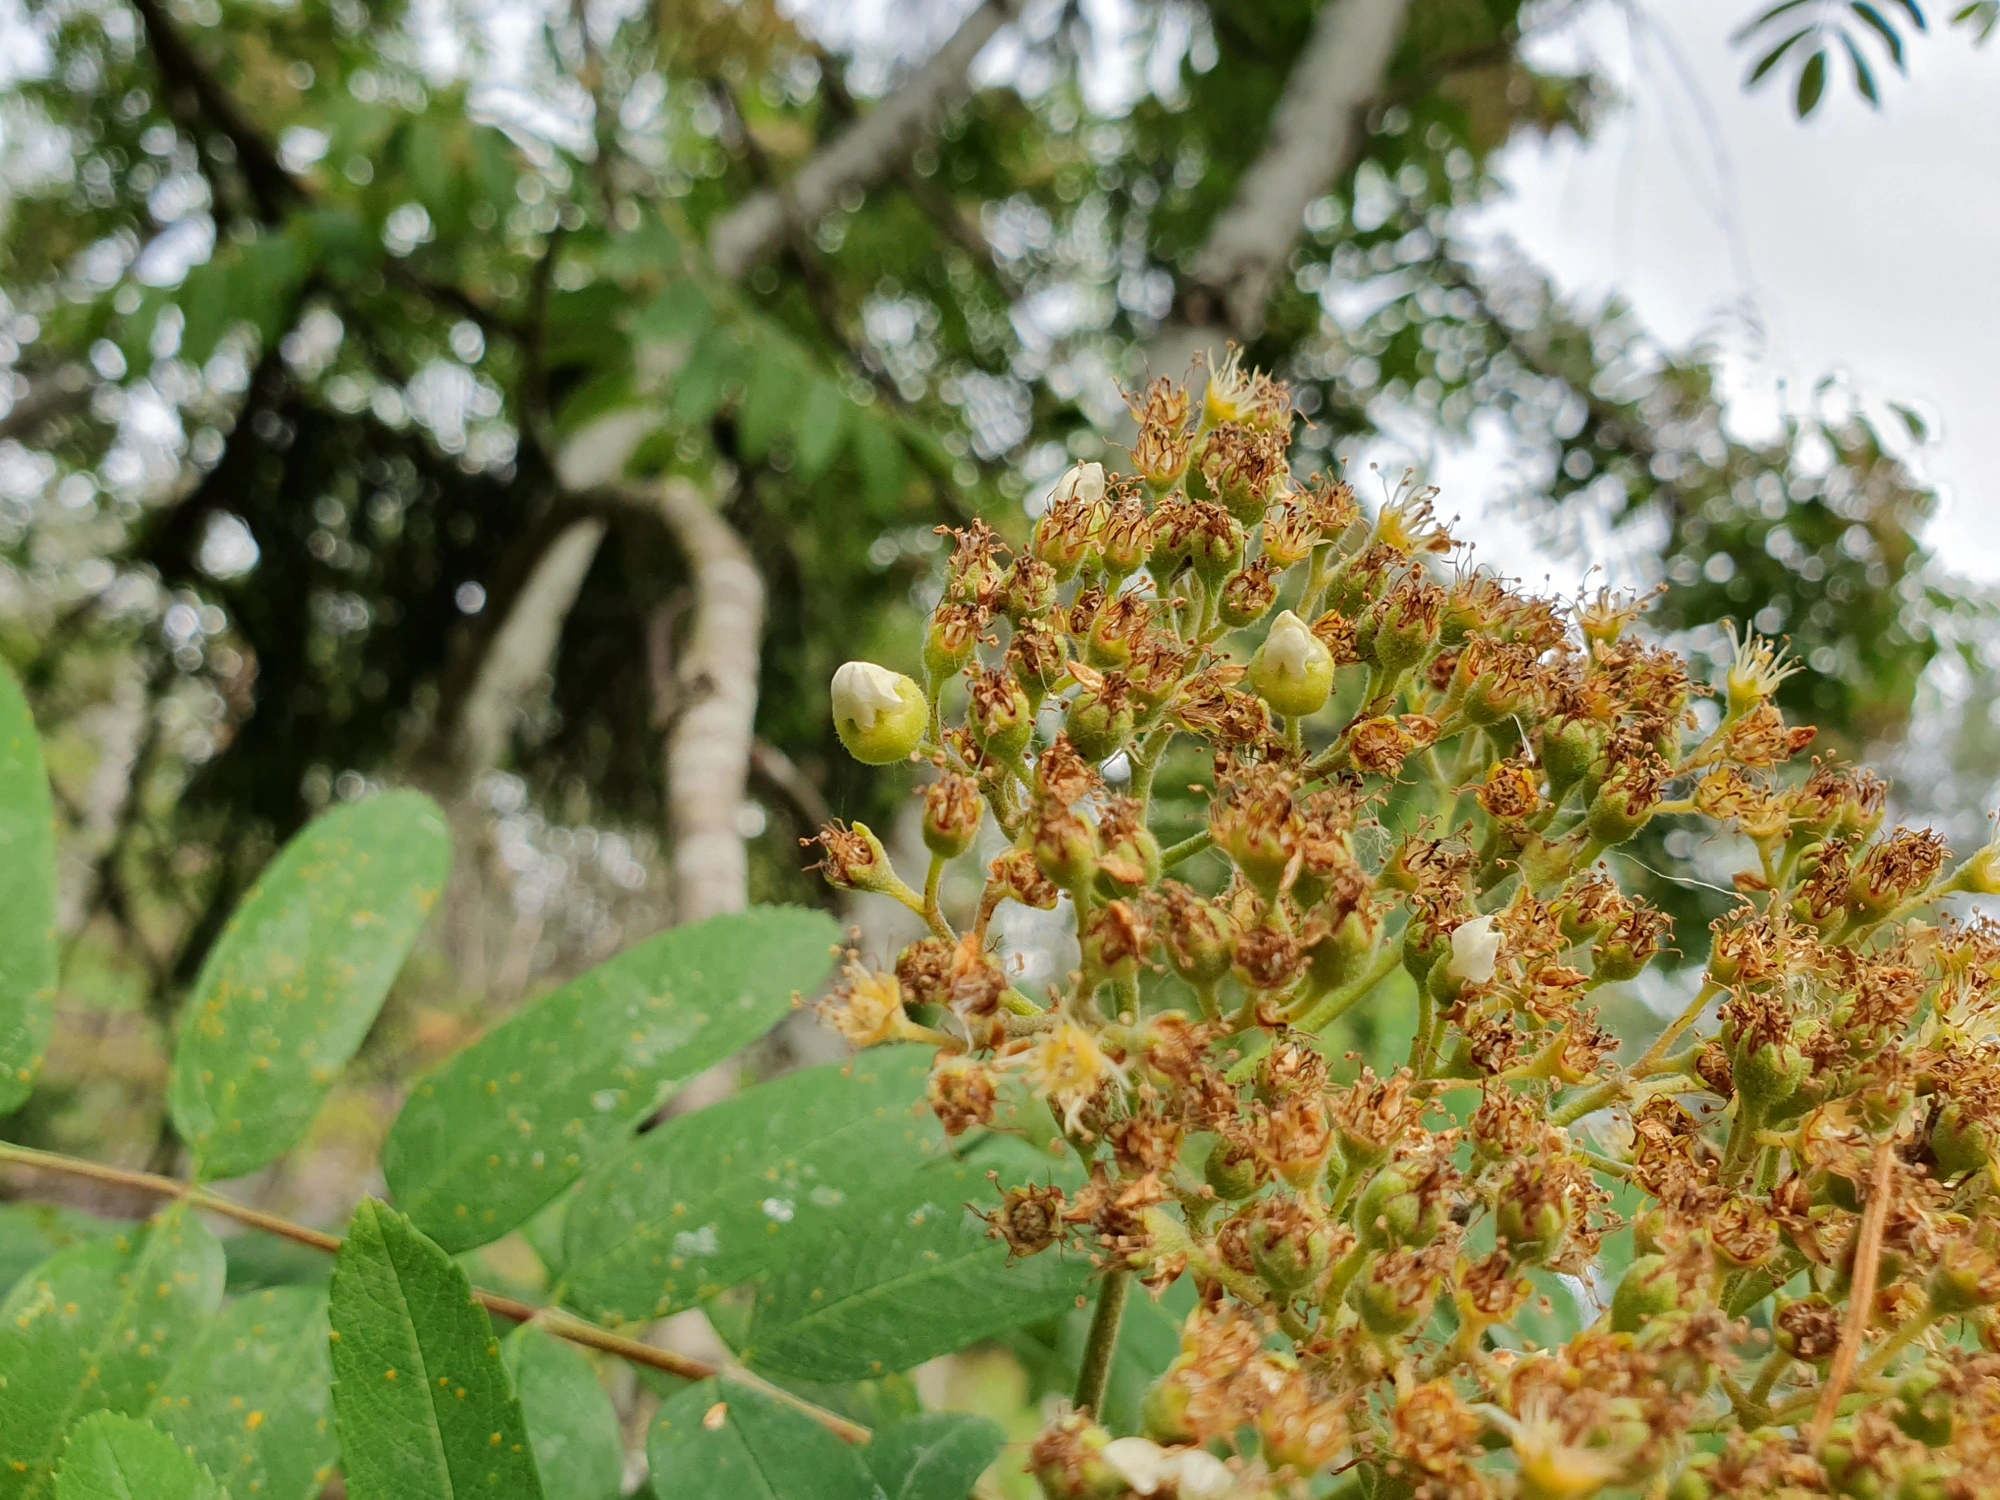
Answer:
[706, 0, 1021, 281]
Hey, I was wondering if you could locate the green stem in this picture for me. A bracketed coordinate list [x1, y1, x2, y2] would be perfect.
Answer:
[1161, 830, 1214, 869]
[1299, 940, 1404, 1033]
[921, 852, 953, 942]
[1074, 1269, 1131, 1416]
[1634, 981, 1724, 1077]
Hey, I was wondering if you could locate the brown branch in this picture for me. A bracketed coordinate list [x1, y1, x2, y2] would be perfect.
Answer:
[0, 1140, 869, 1443]
[751, 738, 832, 833]
[1809, 1137, 1895, 1447]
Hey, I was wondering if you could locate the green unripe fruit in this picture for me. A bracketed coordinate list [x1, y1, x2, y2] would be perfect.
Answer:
[1930, 1099, 1994, 1182]
[1304, 904, 1381, 994]
[1064, 686, 1134, 764]
[1541, 718, 1600, 803]
[1611, 1254, 1680, 1333]
[1356, 1167, 1446, 1250]
[969, 672, 1034, 761]
[832, 661, 928, 765]
[1731, 1037, 1809, 1121]
[1218, 565, 1278, 628]
[1033, 809, 1099, 893]
[1893, 1367, 1954, 1448]
[1203, 1140, 1262, 1200]
[1586, 776, 1655, 848]
[1249, 1206, 1334, 1296]
[923, 605, 979, 681]
[1351, 1258, 1436, 1338]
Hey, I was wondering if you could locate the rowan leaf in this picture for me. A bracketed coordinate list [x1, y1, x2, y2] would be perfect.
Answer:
[0, 1205, 226, 1500]
[326, 1200, 542, 1500]
[559, 1046, 940, 1324]
[646, 1379, 883, 1500]
[53, 1413, 222, 1500]
[385, 905, 838, 1254]
[0, 665, 58, 1115]
[863, 1413, 1007, 1500]
[735, 1140, 1091, 1383]
[155, 1286, 336, 1500]
[502, 1326, 623, 1500]
[169, 790, 451, 1182]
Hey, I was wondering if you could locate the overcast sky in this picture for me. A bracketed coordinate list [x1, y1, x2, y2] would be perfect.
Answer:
[1453, 0, 2000, 586]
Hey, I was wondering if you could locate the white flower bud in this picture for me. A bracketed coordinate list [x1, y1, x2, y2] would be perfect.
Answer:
[1446, 913, 1500, 986]
[1051, 460, 1106, 510]
[831, 661, 927, 765]
[1247, 610, 1334, 719]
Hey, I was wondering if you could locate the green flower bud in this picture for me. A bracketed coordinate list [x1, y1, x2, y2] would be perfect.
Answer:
[1248, 609, 1335, 719]
[832, 661, 928, 765]
[1611, 1254, 1680, 1333]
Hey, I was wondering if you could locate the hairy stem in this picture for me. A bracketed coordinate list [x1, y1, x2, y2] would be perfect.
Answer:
[1074, 1269, 1131, 1416]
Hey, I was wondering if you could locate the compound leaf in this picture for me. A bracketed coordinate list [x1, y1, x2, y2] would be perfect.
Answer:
[646, 1380, 882, 1500]
[736, 1141, 1090, 1383]
[155, 1286, 336, 1500]
[53, 1413, 222, 1500]
[385, 905, 838, 1254]
[327, 1200, 542, 1500]
[0, 666, 58, 1115]
[503, 1326, 623, 1500]
[0, 1206, 225, 1500]
[863, 1413, 1007, 1500]
[561, 1046, 940, 1325]
[169, 791, 450, 1182]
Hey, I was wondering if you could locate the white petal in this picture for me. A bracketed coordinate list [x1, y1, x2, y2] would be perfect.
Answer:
[1263, 610, 1318, 680]
[1172, 1449, 1236, 1500]
[1102, 1437, 1173, 1496]
[832, 660, 907, 731]
[1446, 913, 1500, 985]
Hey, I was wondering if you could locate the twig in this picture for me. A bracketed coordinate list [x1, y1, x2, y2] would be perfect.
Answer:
[1809, 1138, 1894, 1448]
[0, 1140, 870, 1444]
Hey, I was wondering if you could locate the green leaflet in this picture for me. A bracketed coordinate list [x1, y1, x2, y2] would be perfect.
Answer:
[385, 905, 840, 1254]
[53, 1413, 223, 1500]
[327, 1200, 543, 1500]
[0, 666, 59, 1115]
[863, 1414, 1007, 1500]
[646, 1380, 883, 1500]
[0, 1204, 109, 1301]
[735, 1141, 1091, 1383]
[0, 1205, 226, 1500]
[561, 1046, 940, 1324]
[155, 1286, 336, 1500]
[502, 1326, 623, 1500]
[169, 791, 451, 1182]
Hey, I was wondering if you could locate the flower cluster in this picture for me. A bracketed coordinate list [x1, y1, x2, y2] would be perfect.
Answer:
[814, 359, 2000, 1499]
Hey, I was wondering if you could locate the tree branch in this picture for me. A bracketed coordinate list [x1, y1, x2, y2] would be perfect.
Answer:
[1185, 0, 1415, 339]
[128, 0, 301, 223]
[706, 0, 1021, 280]
[606, 478, 764, 924]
